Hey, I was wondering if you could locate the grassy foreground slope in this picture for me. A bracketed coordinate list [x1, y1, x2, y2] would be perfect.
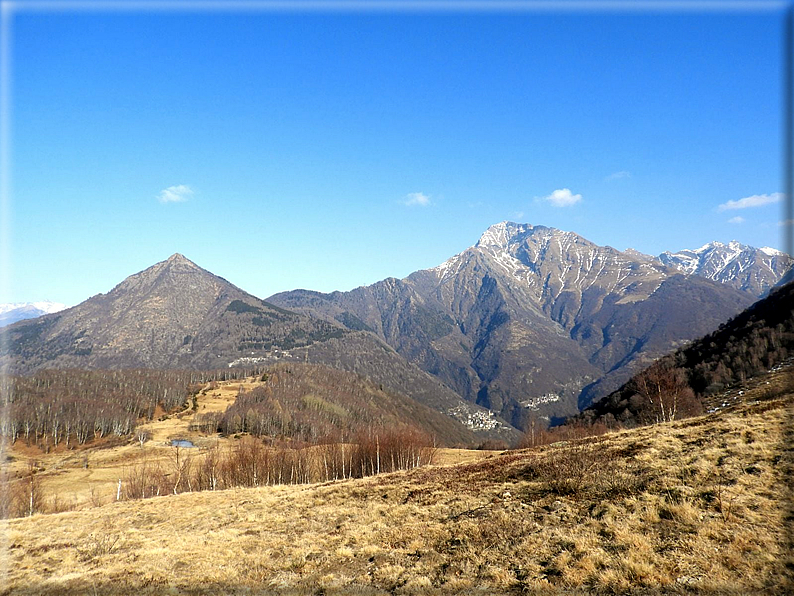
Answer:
[3, 372, 793, 595]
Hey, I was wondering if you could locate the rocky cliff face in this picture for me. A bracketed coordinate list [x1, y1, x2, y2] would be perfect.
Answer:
[271, 223, 756, 426]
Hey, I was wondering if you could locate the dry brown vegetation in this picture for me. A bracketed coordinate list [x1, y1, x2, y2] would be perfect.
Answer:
[2, 366, 792, 595]
[0, 375, 255, 514]
[119, 429, 435, 500]
[0, 366, 473, 516]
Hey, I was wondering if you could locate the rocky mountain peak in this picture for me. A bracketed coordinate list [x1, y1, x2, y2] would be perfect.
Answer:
[1, 253, 359, 375]
[110, 253, 210, 295]
[624, 248, 655, 262]
[270, 221, 757, 426]
[166, 252, 193, 265]
[476, 221, 532, 249]
[160, 253, 203, 274]
[658, 240, 792, 296]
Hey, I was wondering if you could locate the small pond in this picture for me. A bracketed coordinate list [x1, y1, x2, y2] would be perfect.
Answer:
[170, 439, 196, 448]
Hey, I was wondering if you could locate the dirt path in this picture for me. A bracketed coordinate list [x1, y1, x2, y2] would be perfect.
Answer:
[134, 377, 255, 444]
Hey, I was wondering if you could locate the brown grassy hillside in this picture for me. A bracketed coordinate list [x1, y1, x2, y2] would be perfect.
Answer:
[0, 368, 480, 515]
[2, 370, 792, 595]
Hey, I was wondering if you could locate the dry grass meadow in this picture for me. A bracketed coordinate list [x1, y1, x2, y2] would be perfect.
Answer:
[1, 376, 258, 511]
[1, 370, 793, 595]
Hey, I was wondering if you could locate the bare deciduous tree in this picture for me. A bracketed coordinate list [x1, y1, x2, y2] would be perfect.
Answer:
[136, 429, 149, 448]
[630, 363, 696, 424]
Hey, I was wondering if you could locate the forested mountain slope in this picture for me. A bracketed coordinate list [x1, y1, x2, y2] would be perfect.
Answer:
[577, 279, 794, 428]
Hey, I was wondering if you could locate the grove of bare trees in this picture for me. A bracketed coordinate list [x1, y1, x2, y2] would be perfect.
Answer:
[122, 429, 435, 501]
[0, 366, 270, 451]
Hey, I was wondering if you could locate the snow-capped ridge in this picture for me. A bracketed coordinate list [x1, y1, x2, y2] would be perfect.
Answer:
[760, 247, 786, 257]
[0, 301, 68, 327]
[0, 301, 66, 316]
[436, 222, 788, 298]
[659, 240, 792, 296]
[693, 243, 715, 254]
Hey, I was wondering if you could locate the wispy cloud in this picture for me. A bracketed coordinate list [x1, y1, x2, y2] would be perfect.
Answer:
[158, 184, 193, 203]
[402, 192, 431, 207]
[718, 192, 782, 211]
[728, 216, 745, 224]
[605, 170, 631, 181]
[540, 188, 582, 207]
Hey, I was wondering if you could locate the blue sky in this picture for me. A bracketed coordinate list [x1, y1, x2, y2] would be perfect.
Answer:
[3, 2, 788, 306]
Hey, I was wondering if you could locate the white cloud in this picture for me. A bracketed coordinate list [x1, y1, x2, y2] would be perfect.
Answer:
[158, 184, 193, 203]
[540, 188, 582, 207]
[717, 192, 782, 211]
[728, 216, 745, 224]
[606, 170, 631, 181]
[402, 192, 431, 207]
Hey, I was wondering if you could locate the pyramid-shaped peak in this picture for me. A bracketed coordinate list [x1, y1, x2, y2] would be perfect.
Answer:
[159, 253, 204, 272]
[167, 253, 193, 264]
[107, 253, 210, 297]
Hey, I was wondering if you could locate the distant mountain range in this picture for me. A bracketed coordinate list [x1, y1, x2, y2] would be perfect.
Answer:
[271, 223, 786, 425]
[4, 223, 790, 433]
[1, 253, 508, 442]
[657, 240, 789, 297]
[0, 301, 66, 327]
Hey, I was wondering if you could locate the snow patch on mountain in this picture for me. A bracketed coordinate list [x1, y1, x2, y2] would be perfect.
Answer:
[438, 225, 789, 300]
[760, 247, 785, 257]
[430, 251, 468, 282]
[658, 241, 792, 296]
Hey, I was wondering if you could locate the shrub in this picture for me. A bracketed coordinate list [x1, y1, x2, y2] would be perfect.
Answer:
[520, 440, 651, 499]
